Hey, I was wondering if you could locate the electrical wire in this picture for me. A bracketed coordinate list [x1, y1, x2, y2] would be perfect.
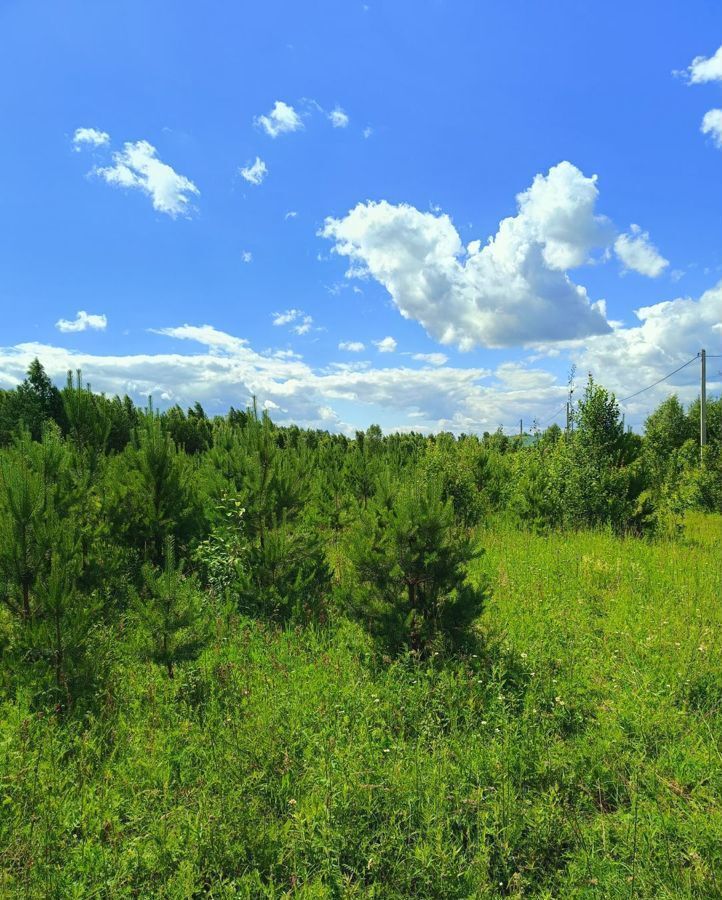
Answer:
[617, 354, 700, 404]
[538, 402, 568, 428]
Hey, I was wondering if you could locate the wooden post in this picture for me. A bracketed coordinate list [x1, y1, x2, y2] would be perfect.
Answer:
[701, 348, 707, 461]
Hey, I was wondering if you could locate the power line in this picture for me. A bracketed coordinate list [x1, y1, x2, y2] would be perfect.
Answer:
[617, 354, 700, 404]
[538, 402, 567, 428]
[494, 349, 716, 435]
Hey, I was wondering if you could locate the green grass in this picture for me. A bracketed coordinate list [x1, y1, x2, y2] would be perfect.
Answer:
[2, 515, 722, 897]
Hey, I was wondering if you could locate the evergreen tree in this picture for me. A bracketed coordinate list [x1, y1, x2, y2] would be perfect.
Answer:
[134, 537, 206, 679]
[347, 476, 485, 655]
[0, 428, 70, 621]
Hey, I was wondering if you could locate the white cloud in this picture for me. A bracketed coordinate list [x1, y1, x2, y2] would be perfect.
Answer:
[412, 352, 448, 366]
[95, 140, 199, 217]
[241, 250, 253, 263]
[339, 341, 365, 352]
[285, 210, 298, 220]
[272, 309, 303, 327]
[684, 45, 722, 84]
[614, 224, 669, 277]
[0, 328, 555, 434]
[6, 280, 721, 434]
[539, 279, 722, 418]
[56, 311, 108, 333]
[272, 309, 313, 334]
[374, 336, 397, 353]
[702, 109, 722, 148]
[240, 156, 268, 185]
[329, 107, 350, 128]
[255, 100, 303, 138]
[293, 316, 313, 336]
[321, 161, 613, 349]
[72, 127, 110, 150]
[363, 126, 373, 139]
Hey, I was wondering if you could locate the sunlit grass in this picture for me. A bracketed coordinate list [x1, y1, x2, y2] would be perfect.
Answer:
[2, 516, 722, 896]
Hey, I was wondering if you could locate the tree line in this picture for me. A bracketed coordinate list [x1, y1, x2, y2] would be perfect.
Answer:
[0, 360, 720, 708]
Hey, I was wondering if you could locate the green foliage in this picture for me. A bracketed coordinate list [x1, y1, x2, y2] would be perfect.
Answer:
[104, 406, 199, 563]
[134, 536, 207, 678]
[347, 475, 484, 654]
[0, 359, 65, 444]
[0, 427, 72, 621]
[514, 377, 657, 534]
[237, 516, 333, 623]
[2, 518, 722, 896]
[2, 361, 722, 895]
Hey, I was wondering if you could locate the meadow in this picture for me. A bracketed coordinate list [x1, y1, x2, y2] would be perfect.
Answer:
[2, 514, 721, 897]
[1, 364, 722, 897]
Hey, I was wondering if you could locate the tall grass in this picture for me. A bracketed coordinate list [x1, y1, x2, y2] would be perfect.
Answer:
[1, 515, 722, 896]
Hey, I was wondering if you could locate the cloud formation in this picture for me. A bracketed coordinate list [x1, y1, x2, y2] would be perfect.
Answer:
[339, 341, 365, 352]
[412, 352, 448, 366]
[255, 101, 303, 138]
[95, 140, 199, 217]
[702, 109, 722, 148]
[374, 336, 397, 353]
[684, 44, 722, 84]
[5, 273, 721, 435]
[614, 224, 669, 277]
[56, 310, 108, 333]
[240, 156, 268, 185]
[322, 162, 613, 349]
[72, 127, 110, 150]
[329, 107, 350, 128]
[272, 309, 314, 335]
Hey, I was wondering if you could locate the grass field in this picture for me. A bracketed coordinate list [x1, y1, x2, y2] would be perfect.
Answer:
[2, 514, 722, 897]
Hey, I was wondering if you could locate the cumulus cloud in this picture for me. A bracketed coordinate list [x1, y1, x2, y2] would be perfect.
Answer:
[72, 127, 110, 150]
[255, 100, 303, 138]
[56, 310, 108, 333]
[321, 161, 614, 349]
[272, 309, 303, 326]
[614, 224, 669, 277]
[702, 109, 722, 148]
[240, 156, 268, 185]
[683, 44, 722, 84]
[540, 279, 722, 419]
[272, 309, 313, 334]
[241, 250, 253, 263]
[6, 277, 721, 434]
[412, 352, 448, 366]
[285, 210, 298, 220]
[329, 107, 350, 128]
[339, 341, 365, 352]
[293, 316, 313, 335]
[374, 336, 397, 353]
[95, 140, 199, 217]
[0, 327, 560, 434]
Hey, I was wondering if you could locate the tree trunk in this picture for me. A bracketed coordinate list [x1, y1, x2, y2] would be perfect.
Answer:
[22, 580, 30, 621]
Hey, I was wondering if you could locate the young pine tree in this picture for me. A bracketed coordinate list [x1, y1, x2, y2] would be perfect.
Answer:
[134, 537, 206, 679]
[347, 476, 485, 655]
[26, 525, 97, 703]
[0, 427, 70, 622]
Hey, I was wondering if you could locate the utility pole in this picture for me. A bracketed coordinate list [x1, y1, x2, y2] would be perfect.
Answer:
[519, 419, 523, 439]
[565, 402, 570, 434]
[700, 348, 707, 461]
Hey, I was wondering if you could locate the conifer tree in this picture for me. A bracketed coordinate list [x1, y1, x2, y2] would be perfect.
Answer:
[134, 536, 206, 679]
[0, 427, 70, 621]
[347, 476, 485, 655]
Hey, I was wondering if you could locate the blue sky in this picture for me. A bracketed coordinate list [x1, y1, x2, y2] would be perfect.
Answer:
[1, 0, 721, 433]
